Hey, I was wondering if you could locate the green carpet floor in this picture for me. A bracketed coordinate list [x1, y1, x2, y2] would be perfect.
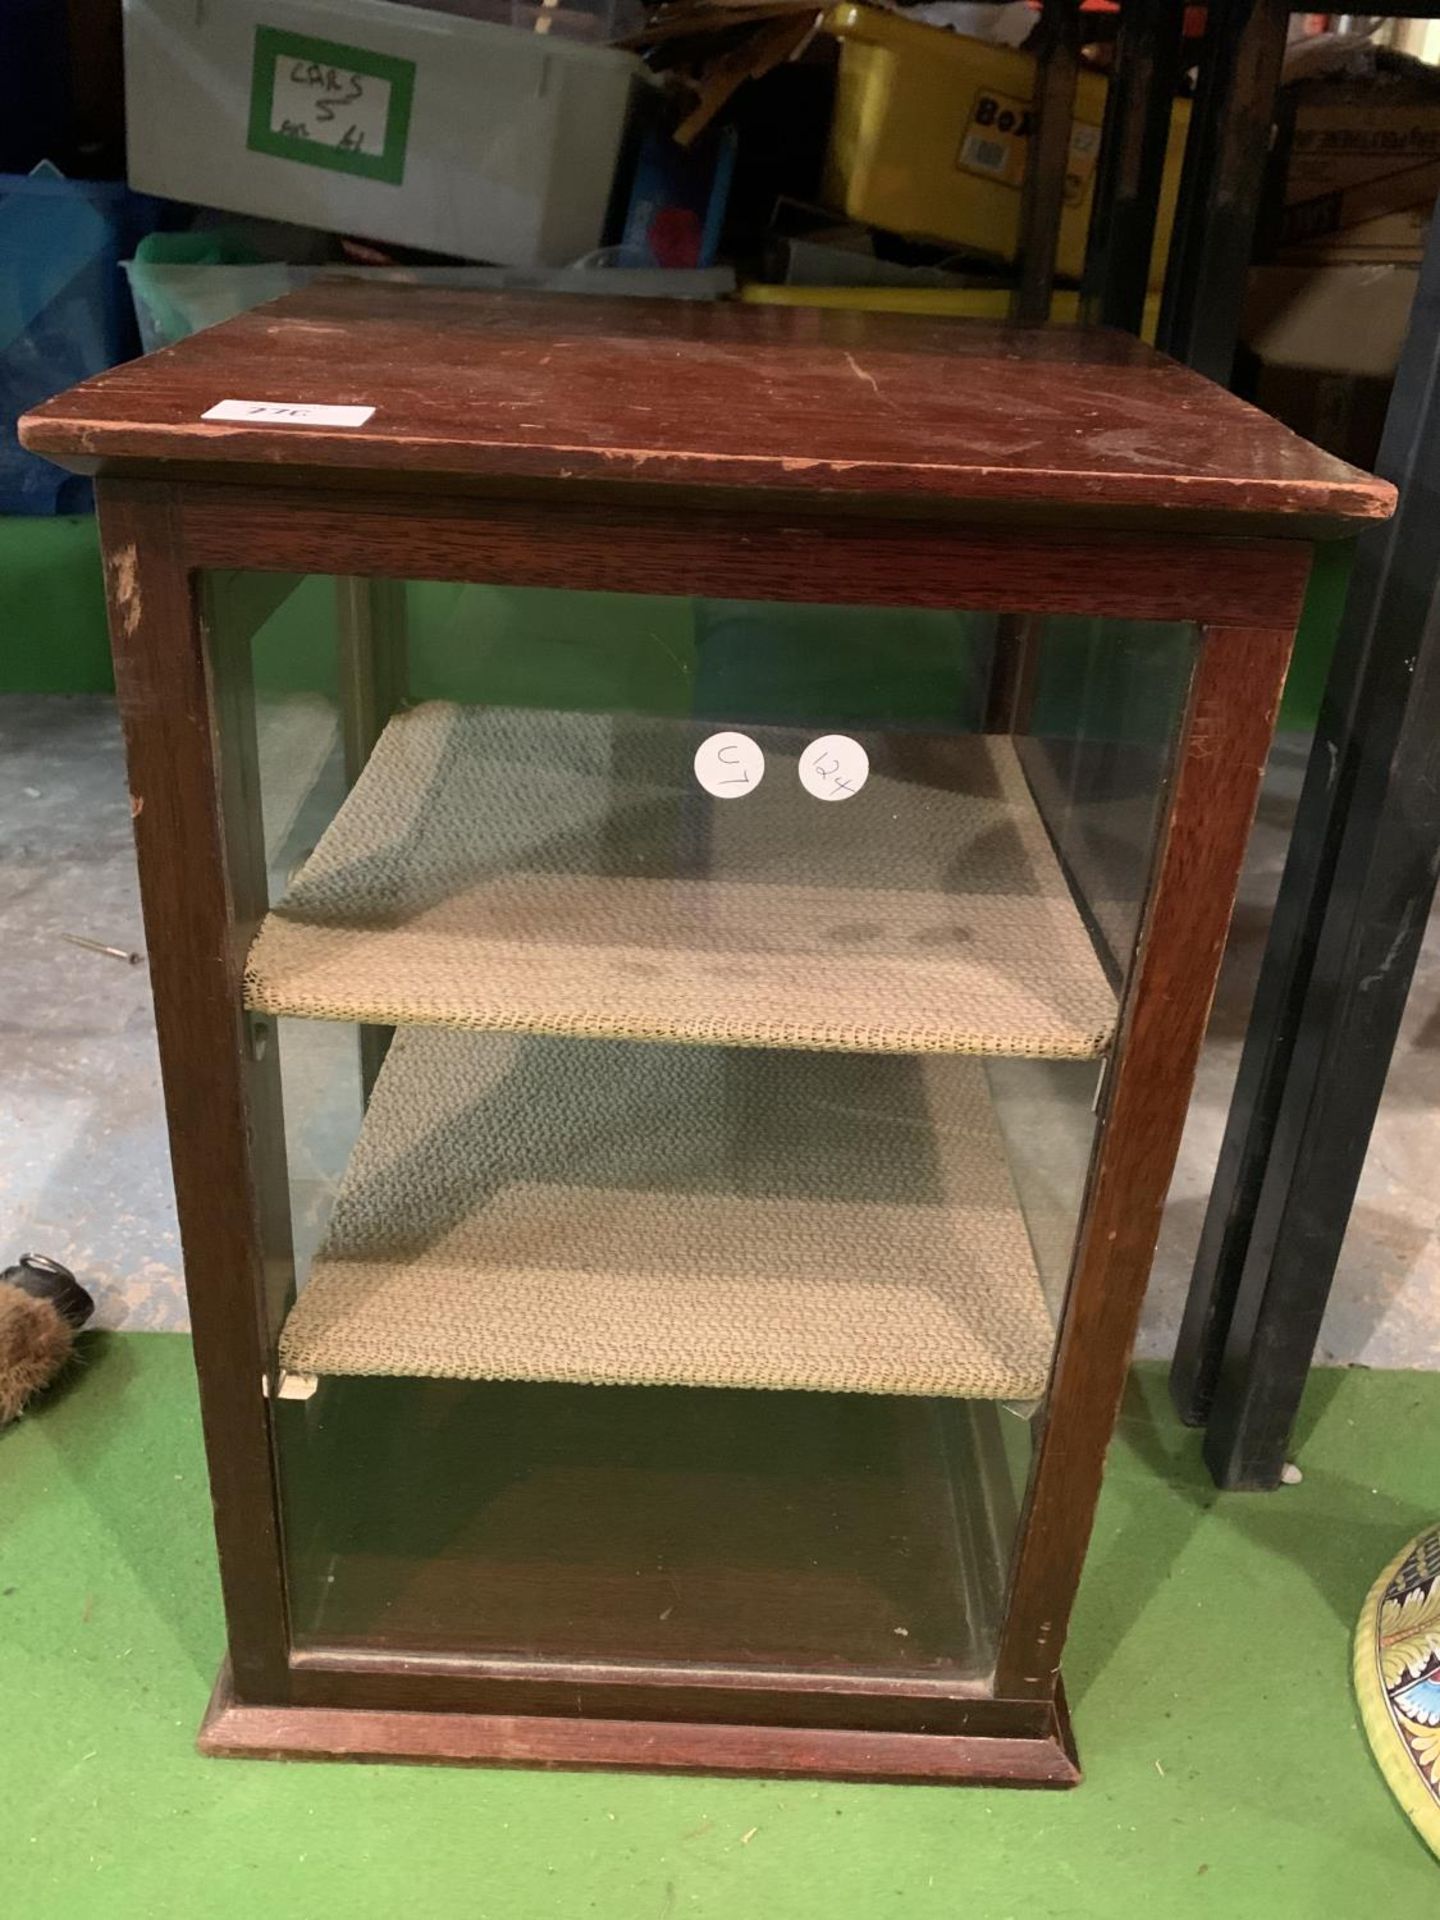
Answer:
[2, 1336, 1435, 1915]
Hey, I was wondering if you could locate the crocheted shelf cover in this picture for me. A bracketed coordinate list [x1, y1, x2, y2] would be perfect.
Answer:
[279, 1028, 1056, 1398]
[246, 703, 1116, 1059]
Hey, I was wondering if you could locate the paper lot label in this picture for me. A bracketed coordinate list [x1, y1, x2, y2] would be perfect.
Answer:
[203, 400, 376, 427]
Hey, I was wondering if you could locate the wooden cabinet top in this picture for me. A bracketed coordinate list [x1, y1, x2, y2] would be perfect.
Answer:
[21, 284, 1394, 534]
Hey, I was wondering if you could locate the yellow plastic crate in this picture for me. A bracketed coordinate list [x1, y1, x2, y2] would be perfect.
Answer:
[822, 5, 1189, 286]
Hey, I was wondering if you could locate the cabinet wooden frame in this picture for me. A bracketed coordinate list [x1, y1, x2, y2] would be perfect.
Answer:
[96, 474, 1300, 1782]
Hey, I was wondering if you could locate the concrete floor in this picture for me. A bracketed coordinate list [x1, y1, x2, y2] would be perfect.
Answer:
[3, 692, 1437, 1364]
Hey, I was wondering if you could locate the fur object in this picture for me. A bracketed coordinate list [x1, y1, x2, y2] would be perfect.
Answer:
[0, 1257, 94, 1424]
[0, 1286, 76, 1424]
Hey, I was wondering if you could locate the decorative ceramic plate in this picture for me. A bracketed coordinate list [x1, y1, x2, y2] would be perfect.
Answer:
[1355, 1524, 1440, 1859]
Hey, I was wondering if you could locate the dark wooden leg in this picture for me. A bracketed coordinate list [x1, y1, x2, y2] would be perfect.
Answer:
[1156, 0, 1289, 381]
[1174, 220, 1440, 1487]
[996, 622, 1294, 1696]
[97, 480, 293, 1701]
[1012, 0, 1081, 327]
[1169, 684, 1350, 1436]
[1080, 0, 1185, 335]
[335, 576, 408, 1101]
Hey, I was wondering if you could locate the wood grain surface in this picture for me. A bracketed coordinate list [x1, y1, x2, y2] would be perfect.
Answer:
[22, 287, 1393, 531]
[177, 485, 1315, 627]
[96, 482, 293, 1700]
[199, 1666, 1081, 1785]
[70, 292, 1349, 1782]
[286, 1655, 1048, 1741]
[996, 623, 1297, 1697]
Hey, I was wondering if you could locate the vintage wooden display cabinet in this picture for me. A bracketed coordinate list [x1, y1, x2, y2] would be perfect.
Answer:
[22, 289, 1392, 1782]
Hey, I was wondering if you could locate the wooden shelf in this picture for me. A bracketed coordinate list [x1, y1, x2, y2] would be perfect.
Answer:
[246, 703, 1117, 1059]
[278, 1027, 1056, 1400]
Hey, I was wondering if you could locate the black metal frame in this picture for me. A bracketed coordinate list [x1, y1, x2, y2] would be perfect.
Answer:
[1017, 5, 1440, 1487]
[1171, 168, 1440, 1488]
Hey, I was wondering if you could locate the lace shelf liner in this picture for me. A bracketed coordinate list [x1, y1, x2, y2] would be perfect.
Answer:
[245, 703, 1117, 1059]
[279, 1027, 1057, 1399]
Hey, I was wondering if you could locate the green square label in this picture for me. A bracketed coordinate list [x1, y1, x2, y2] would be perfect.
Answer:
[247, 27, 415, 185]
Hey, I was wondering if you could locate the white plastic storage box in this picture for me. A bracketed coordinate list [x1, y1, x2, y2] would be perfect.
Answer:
[122, 0, 649, 267]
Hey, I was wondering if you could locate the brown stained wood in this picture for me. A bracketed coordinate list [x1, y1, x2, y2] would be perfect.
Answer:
[287, 1657, 1042, 1741]
[51, 293, 1385, 1781]
[20, 286, 1392, 533]
[95, 481, 292, 1700]
[199, 1666, 1081, 1785]
[178, 487, 1314, 630]
[1012, 0, 1081, 327]
[995, 623, 1297, 1698]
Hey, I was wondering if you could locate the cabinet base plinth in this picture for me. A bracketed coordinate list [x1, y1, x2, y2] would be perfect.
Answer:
[198, 1666, 1080, 1787]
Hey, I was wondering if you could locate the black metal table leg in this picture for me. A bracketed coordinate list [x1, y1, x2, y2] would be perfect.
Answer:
[1172, 199, 1440, 1489]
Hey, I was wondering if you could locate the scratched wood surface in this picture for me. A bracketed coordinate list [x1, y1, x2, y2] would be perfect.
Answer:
[200, 1666, 1081, 1784]
[21, 286, 1392, 530]
[62, 296, 1392, 1781]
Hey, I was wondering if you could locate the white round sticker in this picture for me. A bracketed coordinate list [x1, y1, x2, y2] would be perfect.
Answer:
[693, 730, 765, 799]
[798, 734, 869, 802]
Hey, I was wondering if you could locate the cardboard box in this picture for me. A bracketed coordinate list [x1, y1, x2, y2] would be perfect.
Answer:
[1269, 54, 1440, 264]
[1238, 263, 1417, 468]
[123, 0, 648, 267]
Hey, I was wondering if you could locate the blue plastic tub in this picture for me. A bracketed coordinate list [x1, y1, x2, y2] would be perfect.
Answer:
[0, 172, 170, 514]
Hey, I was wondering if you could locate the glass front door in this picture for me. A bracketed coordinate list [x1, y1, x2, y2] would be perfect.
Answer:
[215, 571, 1194, 1687]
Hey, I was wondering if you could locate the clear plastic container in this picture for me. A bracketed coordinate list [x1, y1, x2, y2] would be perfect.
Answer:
[124, 0, 652, 266]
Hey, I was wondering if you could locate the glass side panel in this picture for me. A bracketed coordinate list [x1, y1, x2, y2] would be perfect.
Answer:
[1019, 615, 1194, 979]
[278, 1383, 1016, 1676]
[218, 572, 1195, 1688]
